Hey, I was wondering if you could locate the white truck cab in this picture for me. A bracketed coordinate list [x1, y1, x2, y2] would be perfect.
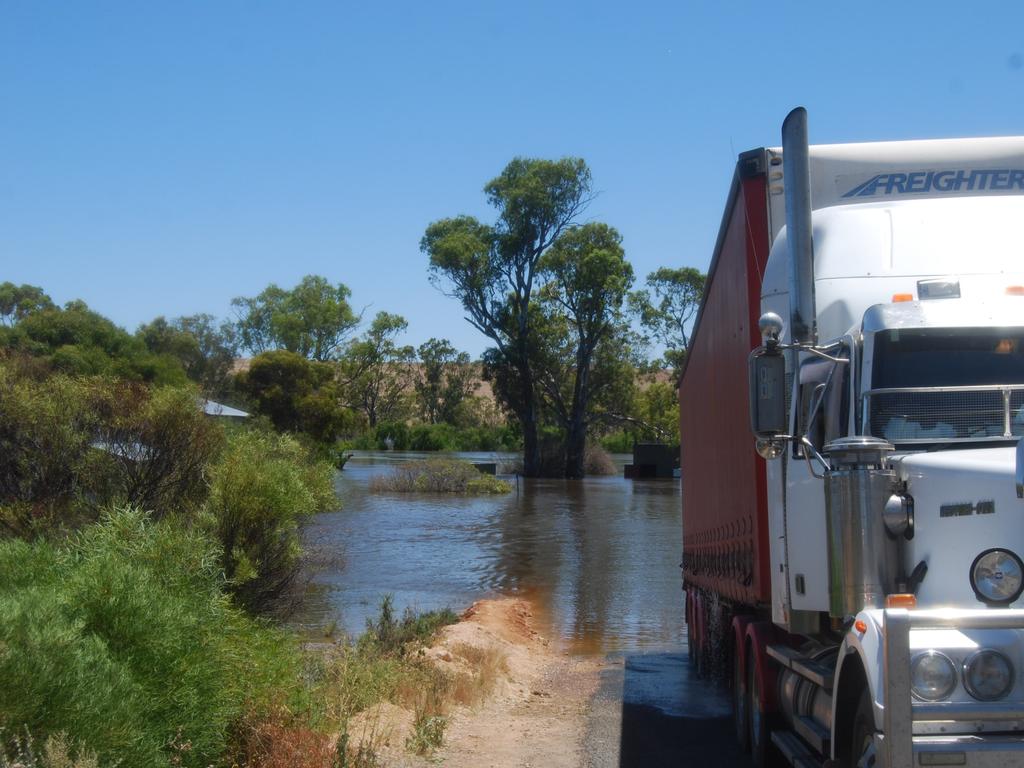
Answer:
[747, 111, 1024, 767]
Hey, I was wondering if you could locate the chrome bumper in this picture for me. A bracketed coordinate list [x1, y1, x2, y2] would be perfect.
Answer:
[875, 733, 1024, 767]
[882, 608, 1024, 768]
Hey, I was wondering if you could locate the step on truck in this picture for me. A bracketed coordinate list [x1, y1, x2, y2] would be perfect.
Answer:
[680, 107, 1024, 767]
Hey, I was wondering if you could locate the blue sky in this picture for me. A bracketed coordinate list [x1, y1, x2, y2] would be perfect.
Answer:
[3, 1, 1024, 357]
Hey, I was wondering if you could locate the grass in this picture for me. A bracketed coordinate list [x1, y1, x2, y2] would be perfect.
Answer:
[370, 458, 512, 494]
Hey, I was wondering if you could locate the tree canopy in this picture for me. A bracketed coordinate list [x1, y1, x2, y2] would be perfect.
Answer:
[232, 275, 359, 361]
[629, 267, 706, 373]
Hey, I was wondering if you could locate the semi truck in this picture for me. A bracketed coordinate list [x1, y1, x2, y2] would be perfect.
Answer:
[680, 108, 1024, 767]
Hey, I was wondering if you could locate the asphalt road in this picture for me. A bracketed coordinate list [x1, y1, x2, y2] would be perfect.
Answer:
[584, 649, 753, 768]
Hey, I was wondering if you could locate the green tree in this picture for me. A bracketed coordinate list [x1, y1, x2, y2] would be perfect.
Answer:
[536, 223, 634, 477]
[237, 350, 347, 444]
[414, 338, 478, 424]
[340, 312, 414, 428]
[422, 157, 593, 477]
[138, 313, 239, 397]
[232, 275, 359, 361]
[629, 266, 706, 373]
[0, 282, 54, 326]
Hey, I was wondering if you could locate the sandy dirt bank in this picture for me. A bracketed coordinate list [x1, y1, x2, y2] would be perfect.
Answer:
[361, 597, 609, 768]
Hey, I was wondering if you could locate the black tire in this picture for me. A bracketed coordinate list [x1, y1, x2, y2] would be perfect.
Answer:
[747, 646, 773, 767]
[841, 689, 877, 768]
[732, 640, 751, 753]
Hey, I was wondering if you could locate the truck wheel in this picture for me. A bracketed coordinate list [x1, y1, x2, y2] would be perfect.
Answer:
[733, 642, 751, 752]
[843, 690, 877, 768]
[747, 645, 772, 767]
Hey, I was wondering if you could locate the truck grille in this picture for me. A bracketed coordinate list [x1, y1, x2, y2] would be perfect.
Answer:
[864, 385, 1024, 443]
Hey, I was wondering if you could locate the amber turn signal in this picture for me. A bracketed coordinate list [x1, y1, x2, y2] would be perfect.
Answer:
[854, 619, 867, 634]
[885, 593, 917, 609]
[891, 293, 914, 303]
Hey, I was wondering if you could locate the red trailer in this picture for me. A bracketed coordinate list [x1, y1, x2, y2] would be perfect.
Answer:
[681, 150, 773, 666]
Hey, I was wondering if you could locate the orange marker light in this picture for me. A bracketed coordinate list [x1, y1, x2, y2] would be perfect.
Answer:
[854, 619, 867, 634]
[1007, 286, 1024, 296]
[892, 293, 914, 303]
[886, 593, 917, 609]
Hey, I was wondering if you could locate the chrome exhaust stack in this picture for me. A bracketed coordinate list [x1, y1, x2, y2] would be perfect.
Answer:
[781, 107, 817, 346]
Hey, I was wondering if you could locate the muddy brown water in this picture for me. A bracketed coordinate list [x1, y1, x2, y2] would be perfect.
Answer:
[295, 451, 685, 656]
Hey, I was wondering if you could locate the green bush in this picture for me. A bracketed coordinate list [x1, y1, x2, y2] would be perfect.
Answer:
[0, 368, 100, 534]
[408, 423, 456, 451]
[0, 509, 302, 768]
[86, 383, 224, 520]
[205, 429, 337, 615]
[0, 364, 224, 534]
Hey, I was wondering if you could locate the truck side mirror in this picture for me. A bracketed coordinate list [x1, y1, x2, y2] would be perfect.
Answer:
[749, 349, 787, 440]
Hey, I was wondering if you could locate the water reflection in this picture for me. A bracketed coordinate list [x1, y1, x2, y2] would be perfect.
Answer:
[298, 452, 683, 655]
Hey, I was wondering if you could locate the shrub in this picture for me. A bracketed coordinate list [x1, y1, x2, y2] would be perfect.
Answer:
[0, 368, 100, 534]
[369, 459, 511, 494]
[360, 596, 458, 658]
[0, 509, 303, 768]
[0, 364, 224, 533]
[205, 429, 337, 615]
[86, 383, 224, 520]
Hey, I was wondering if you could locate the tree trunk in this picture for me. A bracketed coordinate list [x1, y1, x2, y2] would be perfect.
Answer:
[564, 416, 586, 479]
[517, 361, 542, 478]
[563, 355, 590, 479]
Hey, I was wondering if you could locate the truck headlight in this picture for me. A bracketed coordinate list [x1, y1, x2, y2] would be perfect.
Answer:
[963, 650, 1014, 701]
[970, 548, 1024, 604]
[911, 651, 958, 700]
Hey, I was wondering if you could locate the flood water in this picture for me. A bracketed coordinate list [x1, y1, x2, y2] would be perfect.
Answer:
[297, 451, 684, 656]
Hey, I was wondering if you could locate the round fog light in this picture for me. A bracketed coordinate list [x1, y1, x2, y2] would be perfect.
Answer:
[911, 651, 957, 701]
[964, 650, 1014, 701]
[970, 549, 1024, 604]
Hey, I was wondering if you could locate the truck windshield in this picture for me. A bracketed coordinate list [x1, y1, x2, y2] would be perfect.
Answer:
[872, 328, 1024, 389]
[867, 327, 1024, 443]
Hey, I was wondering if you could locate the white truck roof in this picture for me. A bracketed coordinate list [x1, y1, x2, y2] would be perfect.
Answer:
[765, 136, 1024, 240]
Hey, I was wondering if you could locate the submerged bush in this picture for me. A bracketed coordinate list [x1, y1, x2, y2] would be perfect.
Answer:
[370, 458, 511, 494]
[0, 508, 302, 768]
[205, 429, 337, 615]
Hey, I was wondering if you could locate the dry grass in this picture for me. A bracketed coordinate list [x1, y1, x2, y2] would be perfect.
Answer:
[232, 717, 336, 768]
[447, 643, 510, 707]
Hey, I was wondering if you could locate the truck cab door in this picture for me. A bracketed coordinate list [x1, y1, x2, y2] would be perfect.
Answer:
[783, 342, 852, 615]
